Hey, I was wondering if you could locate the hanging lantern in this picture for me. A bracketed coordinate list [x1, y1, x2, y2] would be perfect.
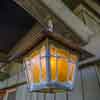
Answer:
[24, 38, 79, 92]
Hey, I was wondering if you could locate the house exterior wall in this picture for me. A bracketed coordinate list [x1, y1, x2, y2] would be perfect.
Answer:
[0, 64, 100, 100]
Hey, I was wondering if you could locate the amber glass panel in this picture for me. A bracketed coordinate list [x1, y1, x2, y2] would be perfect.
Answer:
[41, 46, 46, 57]
[50, 57, 56, 80]
[58, 58, 68, 82]
[57, 49, 69, 57]
[68, 63, 76, 81]
[31, 50, 39, 57]
[31, 55, 40, 83]
[41, 58, 46, 81]
[70, 54, 78, 62]
[50, 46, 56, 55]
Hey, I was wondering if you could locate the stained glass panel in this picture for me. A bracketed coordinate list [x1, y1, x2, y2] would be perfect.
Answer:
[31, 55, 40, 83]
[58, 58, 68, 82]
[50, 57, 57, 80]
[41, 58, 47, 81]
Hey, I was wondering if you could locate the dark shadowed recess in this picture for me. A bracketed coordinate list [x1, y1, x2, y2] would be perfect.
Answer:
[0, 0, 37, 53]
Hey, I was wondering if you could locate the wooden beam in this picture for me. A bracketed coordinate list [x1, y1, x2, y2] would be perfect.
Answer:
[74, 4, 100, 24]
[40, 0, 94, 42]
[79, 57, 100, 69]
[0, 52, 8, 63]
[14, 0, 86, 44]
[8, 22, 44, 61]
[83, 0, 100, 17]
[13, 0, 68, 34]
[47, 31, 80, 50]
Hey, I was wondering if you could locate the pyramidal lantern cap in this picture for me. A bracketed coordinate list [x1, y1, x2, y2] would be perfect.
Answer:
[23, 19, 79, 93]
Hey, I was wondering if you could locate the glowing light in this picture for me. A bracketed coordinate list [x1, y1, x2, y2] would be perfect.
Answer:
[24, 39, 78, 92]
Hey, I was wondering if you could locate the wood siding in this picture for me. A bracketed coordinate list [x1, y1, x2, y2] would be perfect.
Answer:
[2, 66, 100, 100]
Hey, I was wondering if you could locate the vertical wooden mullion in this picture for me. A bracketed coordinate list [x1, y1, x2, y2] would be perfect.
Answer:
[46, 39, 51, 82]
[39, 50, 42, 83]
[56, 48, 58, 81]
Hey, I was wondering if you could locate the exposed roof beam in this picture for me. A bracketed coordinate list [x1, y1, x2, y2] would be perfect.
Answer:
[83, 0, 100, 17]
[8, 22, 44, 61]
[14, 0, 94, 43]
[0, 52, 8, 63]
[79, 57, 100, 69]
[13, 0, 75, 38]
[40, 0, 94, 42]
[74, 4, 100, 69]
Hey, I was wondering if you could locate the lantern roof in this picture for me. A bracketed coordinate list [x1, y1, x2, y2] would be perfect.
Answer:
[21, 31, 94, 61]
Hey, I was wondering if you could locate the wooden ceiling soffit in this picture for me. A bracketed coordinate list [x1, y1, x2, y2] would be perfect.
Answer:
[74, 4, 100, 24]
[13, 0, 84, 45]
[8, 23, 44, 61]
[39, 0, 94, 43]
[83, 0, 100, 17]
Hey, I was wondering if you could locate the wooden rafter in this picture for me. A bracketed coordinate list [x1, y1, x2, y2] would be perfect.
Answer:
[14, 0, 89, 44]
[83, 0, 100, 17]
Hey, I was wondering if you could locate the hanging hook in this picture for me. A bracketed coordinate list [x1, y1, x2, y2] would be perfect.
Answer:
[47, 16, 53, 32]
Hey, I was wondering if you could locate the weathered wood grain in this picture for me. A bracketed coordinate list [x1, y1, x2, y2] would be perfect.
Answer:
[81, 67, 100, 100]
[68, 69, 83, 100]
[56, 93, 67, 100]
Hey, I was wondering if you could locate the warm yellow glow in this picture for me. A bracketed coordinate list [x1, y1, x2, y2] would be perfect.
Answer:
[68, 63, 75, 81]
[50, 47, 56, 55]
[50, 57, 56, 80]
[41, 58, 47, 81]
[57, 49, 69, 57]
[70, 54, 78, 62]
[31, 50, 39, 57]
[32, 55, 40, 83]
[57, 49, 69, 82]
[50, 47, 56, 80]
[50, 47, 70, 82]
[26, 45, 78, 85]
[31, 51, 40, 83]
[58, 58, 68, 82]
